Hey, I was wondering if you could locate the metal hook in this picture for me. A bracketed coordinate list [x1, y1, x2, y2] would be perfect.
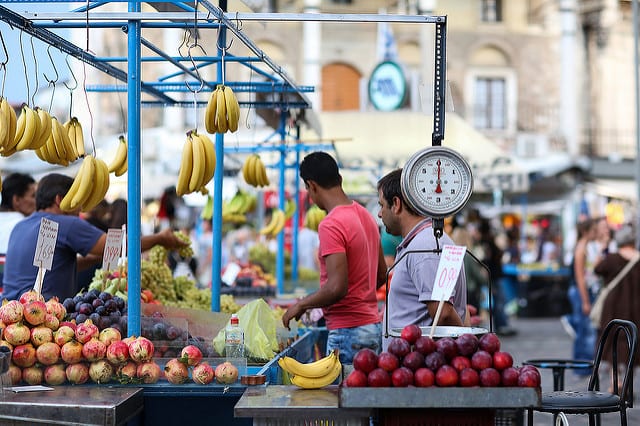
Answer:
[215, 21, 233, 52]
[30, 37, 39, 106]
[184, 43, 206, 94]
[0, 31, 8, 67]
[43, 46, 59, 86]
[235, 12, 243, 31]
[63, 55, 78, 91]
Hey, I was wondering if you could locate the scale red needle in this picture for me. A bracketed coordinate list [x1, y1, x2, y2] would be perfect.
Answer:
[435, 159, 443, 193]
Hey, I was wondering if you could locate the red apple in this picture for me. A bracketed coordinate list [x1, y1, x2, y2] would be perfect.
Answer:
[387, 338, 411, 359]
[518, 369, 541, 388]
[501, 367, 520, 387]
[435, 337, 458, 360]
[471, 350, 493, 371]
[414, 336, 437, 355]
[492, 351, 514, 371]
[519, 365, 539, 375]
[345, 369, 368, 387]
[367, 368, 391, 387]
[353, 348, 378, 374]
[478, 333, 501, 354]
[400, 324, 422, 345]
[377, 352, 400, 372]
[480, 367, 501, 387]
[455, 333, 480, 356]
[414, 367, 435, 387]
[402, 351, 425, 371]
[450, 355, 472, 372]
[424, 351, 446, 371]
[435, 365, 459, 387]
[459, 367, 480, 387]
[391, 366, 414, 387]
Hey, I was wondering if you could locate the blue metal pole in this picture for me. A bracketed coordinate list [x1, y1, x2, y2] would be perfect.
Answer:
[276, 111, 287, 294]
[126, 0, 142, 337]
[291, 126, 302, 282]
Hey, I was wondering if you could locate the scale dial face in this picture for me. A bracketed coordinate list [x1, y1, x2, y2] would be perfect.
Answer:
[401, 146, 474, 219]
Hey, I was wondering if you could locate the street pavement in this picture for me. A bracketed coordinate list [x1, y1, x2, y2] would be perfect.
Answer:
[498, 315, 639, 425]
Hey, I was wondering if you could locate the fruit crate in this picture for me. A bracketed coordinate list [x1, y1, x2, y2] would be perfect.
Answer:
[139, 316, 193, 358]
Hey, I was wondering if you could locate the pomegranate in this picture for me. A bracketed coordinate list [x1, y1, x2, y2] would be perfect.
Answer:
[30, 326, 54, 347]
[66, 362, 90, 384]
[36, 341, 61, 365]
[128, 336, 154, 363]
[8, 364, 22, 385]
[19, 290, 45, 305]
[215, 361, 239, 384]
[12, 343, 37, 368]
[3, 322, 31, 346]
[117, 361, 138, 381]
[75, 320, 99, 344]
[106, 340, 130, 366]
[53, 325, 76, 346]
[98, 327, 122, 346]
[43, 313, 60, 331]
[180, 345, 203, 367]
[44, 364, 67, 385]
[59, 321, 77, 331]
[164, 358, 189, 384]
[137, 361, 162, 384]
[45, 297, 67, 321]
[23, 300, 47, 326]
[22, 365, 44, 385]
[0, 300, 24, 324]
[89, 360, 114, 384]
[61, 340, 84, 364]
[82, 338, 107, 362]
[192, 362, 215, 385]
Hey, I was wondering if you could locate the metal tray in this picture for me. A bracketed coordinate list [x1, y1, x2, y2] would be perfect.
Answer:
[388, 326, 489, 338]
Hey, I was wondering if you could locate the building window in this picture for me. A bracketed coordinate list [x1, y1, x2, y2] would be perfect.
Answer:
[481, 0, 502, 23]
[474, 77, 505, 129]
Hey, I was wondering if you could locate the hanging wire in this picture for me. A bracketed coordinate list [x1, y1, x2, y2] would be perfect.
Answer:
[19, 32, 30, 106]
[43, 46, 59, 113]
[63, 55, 78, 119]
[115, 75, 126, 135]
[30, 37, 39, 107]
[81, 61, 96, 155]
[0, 31, 9, 97]
[183, 1, 206, 132]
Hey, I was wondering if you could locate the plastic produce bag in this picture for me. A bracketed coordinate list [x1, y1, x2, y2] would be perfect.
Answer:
[213, 298, 279, 362]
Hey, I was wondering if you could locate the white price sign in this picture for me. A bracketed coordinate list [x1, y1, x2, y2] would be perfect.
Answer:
[431, 245, 466, 302]
[33, 218, 59, 270]
[103, 228, 124, 272]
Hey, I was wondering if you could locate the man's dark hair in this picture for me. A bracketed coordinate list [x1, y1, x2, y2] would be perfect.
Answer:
[0, 173, 36, 210]
[36, 173, 74, 210]
[377, 168, 419, 216]
[299, 151, 341, 188]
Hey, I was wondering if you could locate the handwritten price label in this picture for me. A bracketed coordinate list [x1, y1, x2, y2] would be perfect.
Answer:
[33, 218, 59, 270]
[103, 228, 124, 272]
[431, 245, 466, 302]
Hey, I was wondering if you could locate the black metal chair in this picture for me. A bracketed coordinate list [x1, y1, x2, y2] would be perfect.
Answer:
[527, 319, 638, 426]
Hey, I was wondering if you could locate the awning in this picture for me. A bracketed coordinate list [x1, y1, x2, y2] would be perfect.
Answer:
[585, 178, 638, 201]
[303, 111, 529, 194]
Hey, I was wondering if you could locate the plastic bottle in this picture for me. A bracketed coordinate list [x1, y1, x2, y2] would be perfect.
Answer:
[224, 313, 245, 359]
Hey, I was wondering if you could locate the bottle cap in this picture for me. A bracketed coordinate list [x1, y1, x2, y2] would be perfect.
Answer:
[230, 313, 239, 325]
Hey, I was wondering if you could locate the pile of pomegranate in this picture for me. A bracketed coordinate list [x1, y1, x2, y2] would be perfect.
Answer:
[344, 325, 541, 388]
[0, 291, 238, 386]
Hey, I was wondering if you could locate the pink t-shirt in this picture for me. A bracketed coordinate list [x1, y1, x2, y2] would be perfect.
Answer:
[318, 202, 381, 330]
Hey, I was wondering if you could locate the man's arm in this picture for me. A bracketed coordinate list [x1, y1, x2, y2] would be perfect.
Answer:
[282, 252, 348, 328]
[425, 301, 464, 326]
[376, 241, 388, 288]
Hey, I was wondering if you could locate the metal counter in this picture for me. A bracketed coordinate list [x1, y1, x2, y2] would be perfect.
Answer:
[0, 386, 143, 425]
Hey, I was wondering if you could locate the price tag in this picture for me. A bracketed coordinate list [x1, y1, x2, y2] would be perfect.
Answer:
[103, 228, 124, 272]
[33, 218, 58, 270]
[431, 245, 466, 302]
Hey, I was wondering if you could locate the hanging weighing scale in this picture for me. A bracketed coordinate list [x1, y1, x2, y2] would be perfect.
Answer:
[400, 146, 474, 239]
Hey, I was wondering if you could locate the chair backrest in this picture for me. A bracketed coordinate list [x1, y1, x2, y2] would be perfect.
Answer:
[589, 319, 638, 406]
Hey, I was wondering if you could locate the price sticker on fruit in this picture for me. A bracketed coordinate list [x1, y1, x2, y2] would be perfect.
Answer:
[33, 218, 58, 270]
[431, 244, 466, 302]
[103, 228, 124, 271]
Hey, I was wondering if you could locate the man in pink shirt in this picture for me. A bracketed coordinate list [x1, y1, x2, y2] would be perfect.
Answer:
[282, 152, 387, 363]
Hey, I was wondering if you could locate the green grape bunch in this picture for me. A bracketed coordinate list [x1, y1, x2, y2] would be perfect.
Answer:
[173, 230, 194, 258]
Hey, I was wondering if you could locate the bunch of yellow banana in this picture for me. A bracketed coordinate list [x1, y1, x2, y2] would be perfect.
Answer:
[0, 97, 18, 156]
[259, 208, 286, 238]
[59, 155, 110, 213]
[304, 205, 327, 232]
[34, 117, 80, 166]
[2, 104, 47, 156]
[107, 135, 128, 176]
[204, 84, 241, 134]
[278, 350, 342, 389]
[222, 190, 257, 224]
[176, 130, 216, 196]
[241, 154, 270, 187]
[64, 117, 86, 158]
